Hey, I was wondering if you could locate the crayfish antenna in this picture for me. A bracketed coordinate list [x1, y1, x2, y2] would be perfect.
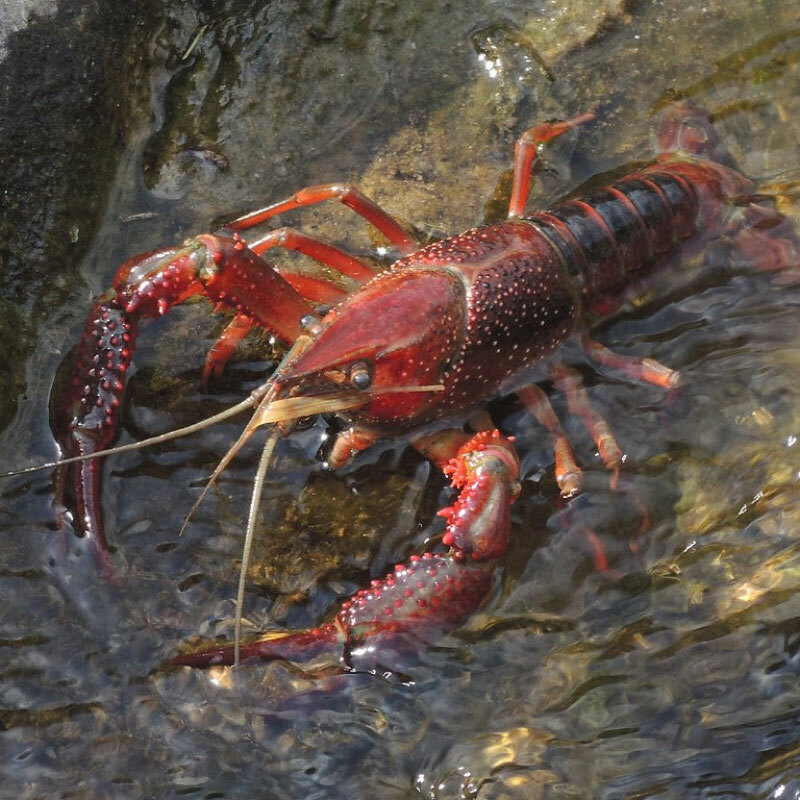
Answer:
[234, 427, 282, 668]
[175, 395, 278, 539]
[0, 387, 270, 480]
[174, 339, 306, 539]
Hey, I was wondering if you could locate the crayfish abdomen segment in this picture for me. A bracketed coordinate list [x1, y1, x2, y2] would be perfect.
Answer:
[527, 159, 755, 301]
[528, 172, 699, 298]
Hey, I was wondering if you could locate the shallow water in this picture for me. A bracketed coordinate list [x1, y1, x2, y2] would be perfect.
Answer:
[2, 1, 800, 798]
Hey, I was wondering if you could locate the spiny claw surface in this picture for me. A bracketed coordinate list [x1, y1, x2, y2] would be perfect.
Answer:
[172, 554, 495, 669]
[172, 431, 522, 670]
[438, 430, 521, 560]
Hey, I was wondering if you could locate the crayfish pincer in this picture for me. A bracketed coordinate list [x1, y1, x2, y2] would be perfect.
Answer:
[9, 102, 799, 671]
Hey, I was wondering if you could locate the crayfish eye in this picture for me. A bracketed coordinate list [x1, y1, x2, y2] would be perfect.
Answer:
[349, 362, 372, 390]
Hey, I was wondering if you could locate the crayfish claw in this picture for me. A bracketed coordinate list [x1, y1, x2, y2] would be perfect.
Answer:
[437, 430, 521, 560]
[171, 625, 342, 668]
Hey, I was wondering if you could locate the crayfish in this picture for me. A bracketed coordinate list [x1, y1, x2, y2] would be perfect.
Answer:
[11, 102, 799, 671]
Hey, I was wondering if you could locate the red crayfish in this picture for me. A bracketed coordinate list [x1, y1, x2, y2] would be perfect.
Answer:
[18, 102, 799, 671]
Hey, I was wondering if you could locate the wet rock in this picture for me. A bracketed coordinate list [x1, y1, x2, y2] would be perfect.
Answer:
[0, 0, 56, 62]
[0, 0, 153, 432]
